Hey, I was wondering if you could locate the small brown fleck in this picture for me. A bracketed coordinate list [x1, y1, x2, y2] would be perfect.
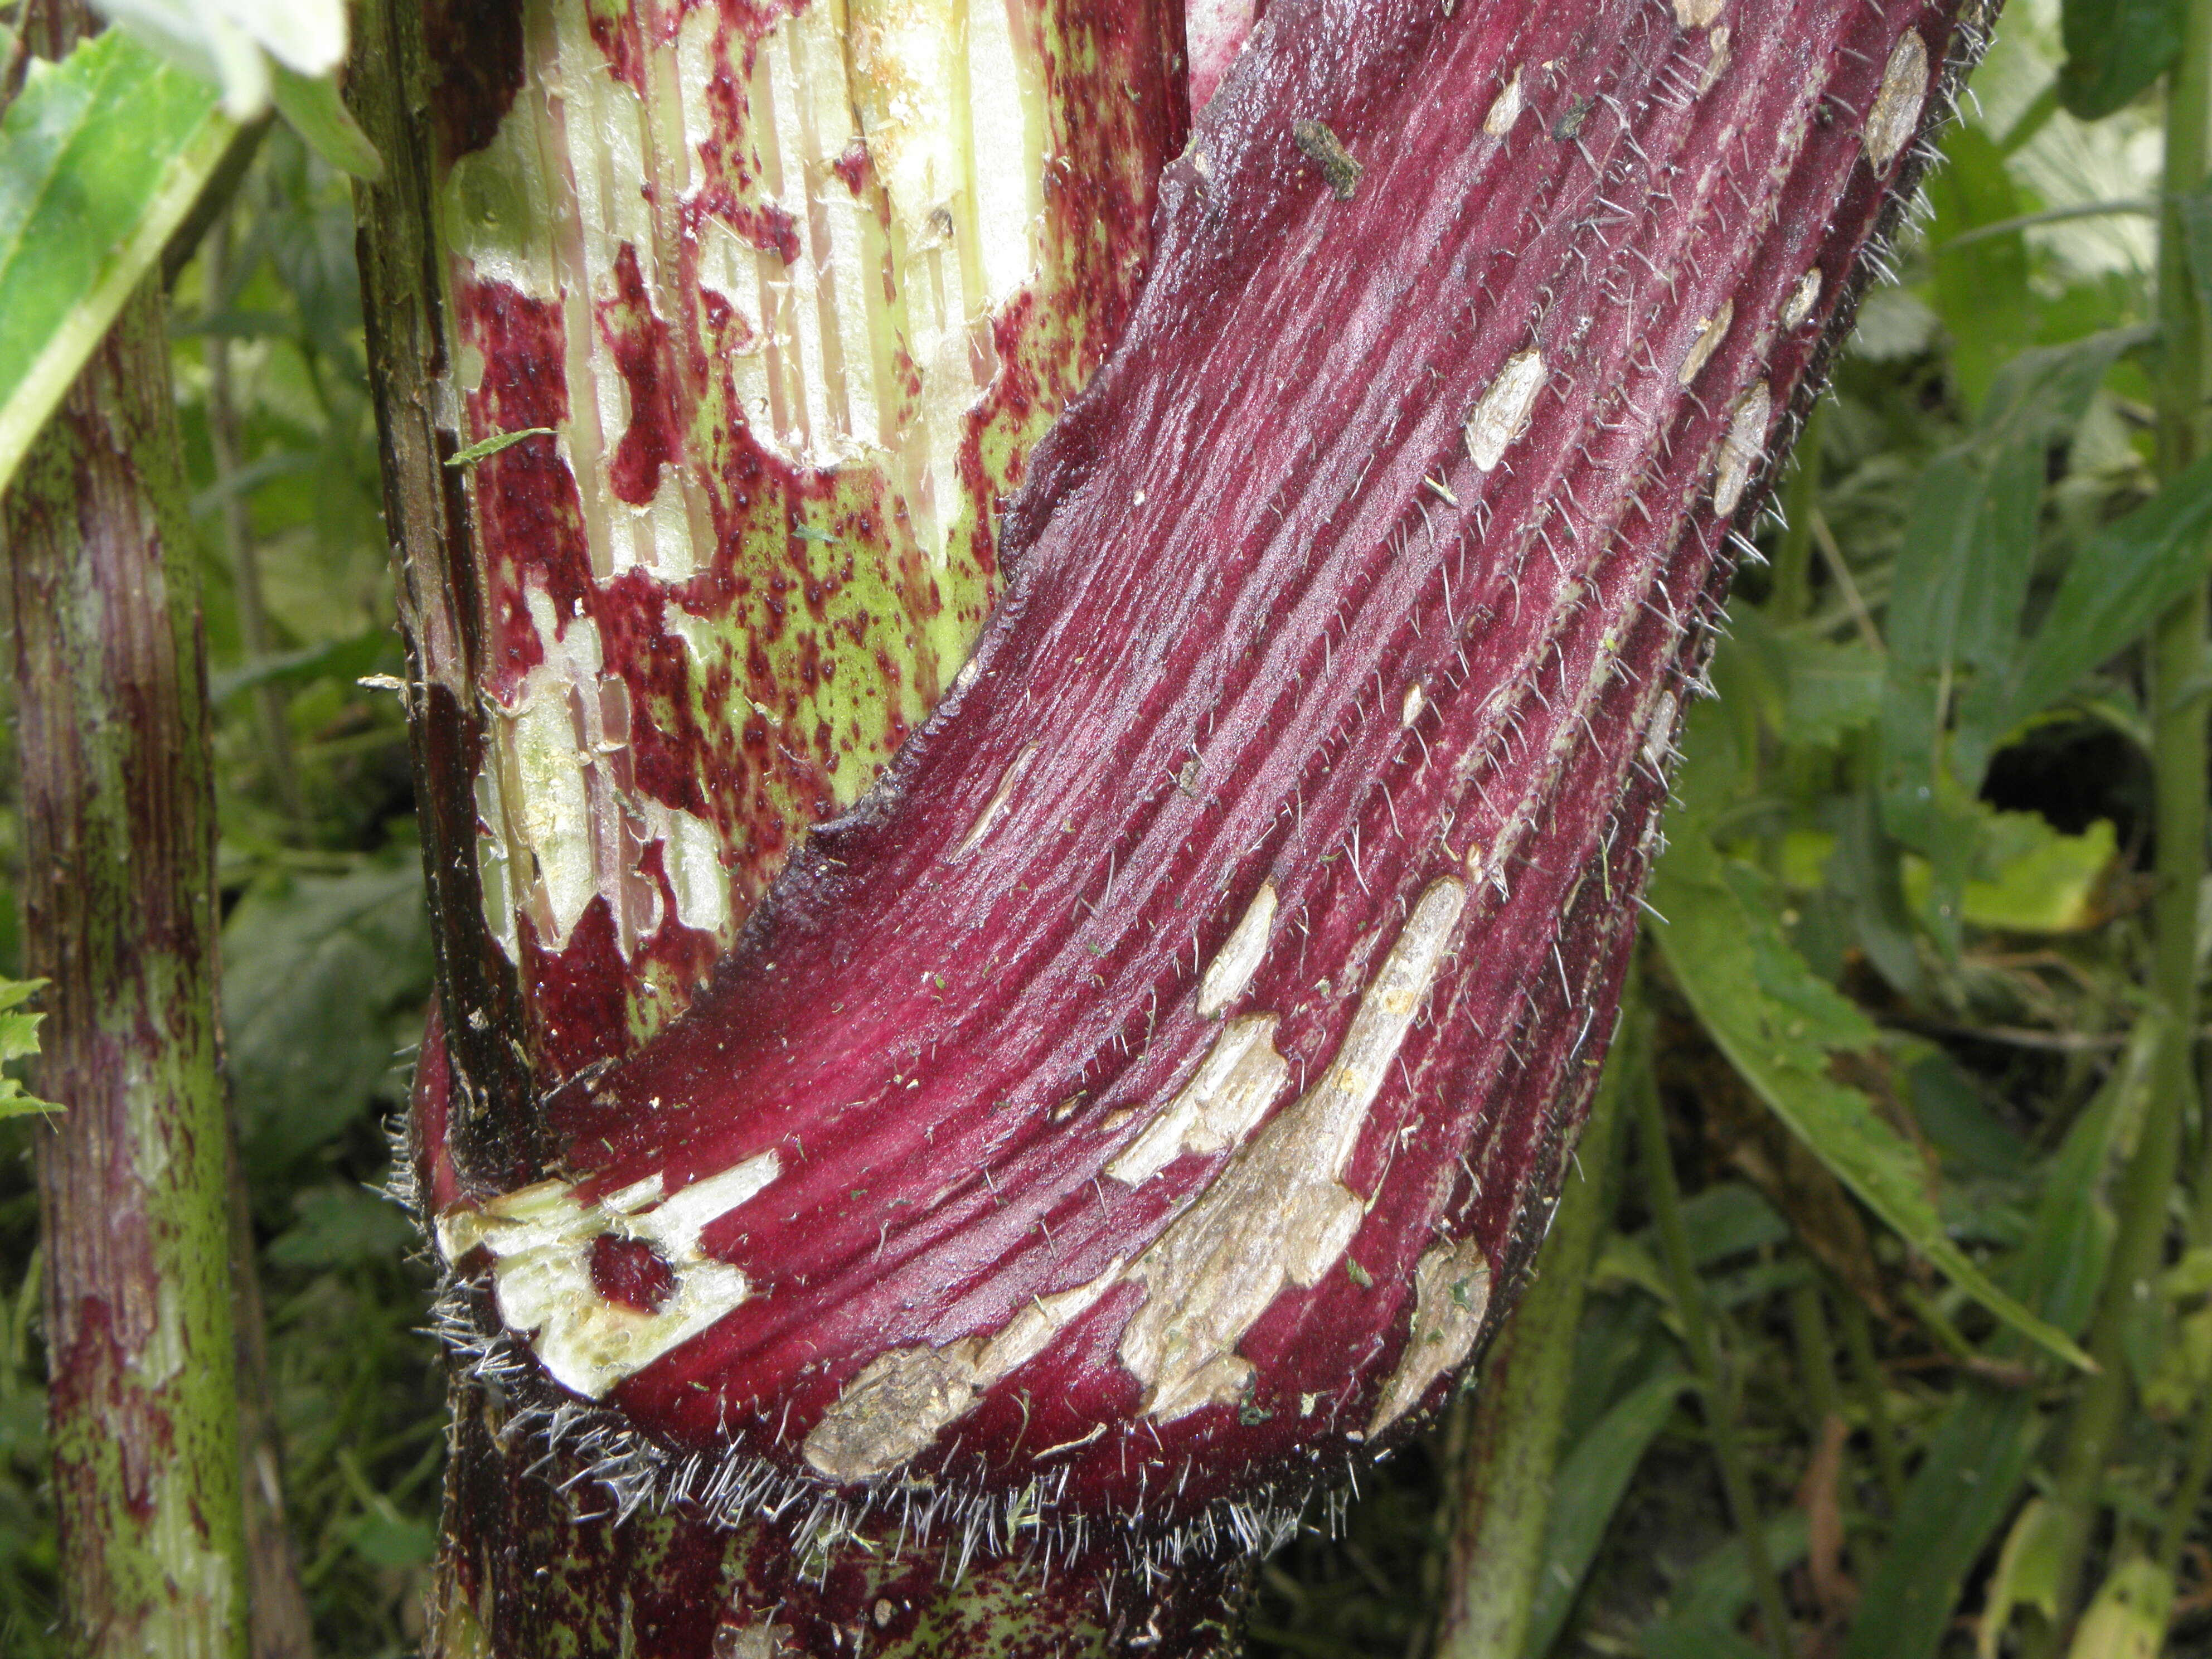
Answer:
[1292, 119, 1363, 200]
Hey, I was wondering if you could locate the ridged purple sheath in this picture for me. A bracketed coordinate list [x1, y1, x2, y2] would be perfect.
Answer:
[423, 0, 1977, 1559]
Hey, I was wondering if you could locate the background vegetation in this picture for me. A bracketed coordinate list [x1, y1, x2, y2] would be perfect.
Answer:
[3, 1, 2210, 1655]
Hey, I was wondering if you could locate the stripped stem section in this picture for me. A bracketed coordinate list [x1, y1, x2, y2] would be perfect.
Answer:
[369, 0, 1185, 1094]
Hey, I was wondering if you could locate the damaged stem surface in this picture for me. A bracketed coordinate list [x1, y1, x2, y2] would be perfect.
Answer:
[375, 0, 1983, 1651]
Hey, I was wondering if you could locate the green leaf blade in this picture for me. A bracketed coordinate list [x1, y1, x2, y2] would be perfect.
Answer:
[0, 30, 233, 496]
[1651, 837, 2095, 1373]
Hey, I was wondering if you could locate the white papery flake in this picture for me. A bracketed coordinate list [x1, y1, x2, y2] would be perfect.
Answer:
[1367, 1240, 1492, 1434]
[1119, 879, 1468, 1420]
[1711, 381, 1772, 517]
[1464, 352, 1546, 471]
[438, 1154, 781, 1397]
[1864, 32, 1929, 173]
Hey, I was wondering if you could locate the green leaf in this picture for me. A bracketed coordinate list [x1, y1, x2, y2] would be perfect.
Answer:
[265, 1183, 417, 1269]
[267, 62, 381, 180]
[1959, 452, 2212, 767]
[221, 853, 433, 1176]
[1885, 335, 2136, 784]
[1907, 1050, 2034, 1180]
[1928, 127, 2036, 414]
[1784, 637, 1884, 746]
[1641, 1514, 1811, 1652]
[1879, 331, 2141, 950]
[1523, 1369, 1694, 1656]
[1979, 1497, 2066, 1659]
[2065, 1559, 2174, 1659]
[445, 425, 556, 468]
[346, 1510, 435, 1568]
[0, 30, 232, 497]
[2057, 0, 2181, 119]
[1840, 1391, 2047, 1659]
[0, 977, 57, 1119]
[1900, 816, 2117, 935]
[2180, 187, 2212, 332]
[1651, 835, 2094, 1372]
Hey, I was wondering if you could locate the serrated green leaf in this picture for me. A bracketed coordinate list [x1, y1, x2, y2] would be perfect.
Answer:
[1929, 126, 2036, 414]
[2058, 0, 2182, 119]
[0, 976, 56, 1119]
[1651, 834, 2094, 1372]
[0, 30, 232, 497]
[1959, 452, 2212, 768]
[268, 61, 380, 180]
[1784, 637, 1884, 745]
[1879, 331, 2141, 952]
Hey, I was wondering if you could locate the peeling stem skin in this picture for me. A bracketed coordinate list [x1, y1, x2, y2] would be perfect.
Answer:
[491, 0, 1975, 1512]
[3, 273, 249, 1654]
[370, 0, 1187, 1093]
[367, 0, 1988, 1650]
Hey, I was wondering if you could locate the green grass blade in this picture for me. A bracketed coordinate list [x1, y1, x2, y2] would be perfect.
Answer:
[0, 31, 232, 496]
[1839, 1038, 2147, 1659]
[1522, 1369, 1694, 1656]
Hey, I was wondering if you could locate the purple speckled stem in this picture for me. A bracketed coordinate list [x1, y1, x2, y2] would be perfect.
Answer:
[368, 0, 1984, 1649]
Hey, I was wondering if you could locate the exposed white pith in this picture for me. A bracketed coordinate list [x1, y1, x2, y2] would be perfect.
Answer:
[1482, 67, 1524, 138]
[1118, 879, 1468, 1421]
[1710, 381, 1772, 517]
[1677, 299, 1733, 385]
[1196, 881, 1278, 1018]
[1366, 1240, 1491, 1435]
[1864, 31, 1929, 172]
[1464, 351, 1546, 472]
[801, 1259, 1125, 1482]
[1107, 1015, 1291, 1185]
[1642, 689, 1681, 776]
[1781, 268, 1821, 331]
[438, 1153, 781, 1398]
[1699, 24, 1731, 94]
[477, 585, 731, 958]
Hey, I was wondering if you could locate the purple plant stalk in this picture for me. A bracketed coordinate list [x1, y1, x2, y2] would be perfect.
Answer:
[382, 0, 1985, 1647]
